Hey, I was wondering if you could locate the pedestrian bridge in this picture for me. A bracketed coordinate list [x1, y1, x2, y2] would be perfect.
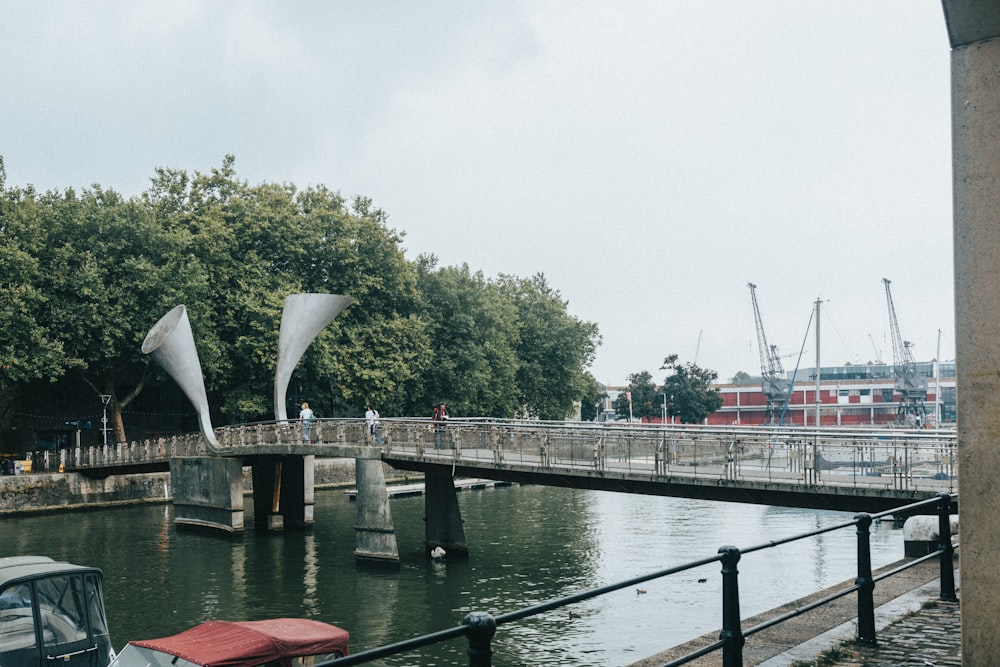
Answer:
[52, 419, 957, 561]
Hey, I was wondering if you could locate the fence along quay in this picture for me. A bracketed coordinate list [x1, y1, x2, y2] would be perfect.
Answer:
[317, 492, 958, 666]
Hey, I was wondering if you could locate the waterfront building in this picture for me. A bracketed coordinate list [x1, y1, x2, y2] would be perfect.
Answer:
[600, 360, 956, 427]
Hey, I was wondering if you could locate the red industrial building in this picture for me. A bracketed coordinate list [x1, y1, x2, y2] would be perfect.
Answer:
[600, 361, 955, 428]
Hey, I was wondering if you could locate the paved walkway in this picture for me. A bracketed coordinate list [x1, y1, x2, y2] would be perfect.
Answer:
[628, 558, 960, 666]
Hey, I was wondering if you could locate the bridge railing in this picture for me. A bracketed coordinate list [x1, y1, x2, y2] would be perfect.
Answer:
[39, 419, 956, 495]
[320, 491, 958, 666]
[377, 419, 958, 494]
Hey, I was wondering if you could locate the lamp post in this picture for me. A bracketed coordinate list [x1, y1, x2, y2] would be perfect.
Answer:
[662, 393, 668, 425]
[99, 395, 111, 446]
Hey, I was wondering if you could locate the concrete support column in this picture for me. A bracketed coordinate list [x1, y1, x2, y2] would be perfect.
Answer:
[281, 454, 315, 528]
[424, 471, 469, 558]
[169, 456, 245, 532]
[250, 455, 315, 530]
[353, 458, 399, 562]
[942, 1, 1000, 662]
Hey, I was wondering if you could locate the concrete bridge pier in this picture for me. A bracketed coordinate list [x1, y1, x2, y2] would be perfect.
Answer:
[424, 471, 469, 558]
[250, 455, 316, 530]
[943, 0, 1000, 661]
[353, 458, 400, 562]
[169, 456, 245, 532]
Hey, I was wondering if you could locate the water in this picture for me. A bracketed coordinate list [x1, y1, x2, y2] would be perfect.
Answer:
[0, 484, 904, 665]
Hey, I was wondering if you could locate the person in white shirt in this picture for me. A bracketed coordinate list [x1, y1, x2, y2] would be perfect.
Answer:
[299, 402, 315, 443]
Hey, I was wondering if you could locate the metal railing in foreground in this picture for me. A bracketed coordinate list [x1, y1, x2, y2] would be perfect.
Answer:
[323, 492, 958, 667]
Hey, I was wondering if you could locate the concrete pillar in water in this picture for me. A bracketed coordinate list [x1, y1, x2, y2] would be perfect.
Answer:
[942, 1, 1000, 660]
[169, 456, 245, 532]
[353, 458, 399, 562]
[250, 456, 316, 530]
[424, 471, 469, 558]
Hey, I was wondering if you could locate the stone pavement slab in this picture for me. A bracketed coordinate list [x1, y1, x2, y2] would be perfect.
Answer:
[627, 558, 958, 666]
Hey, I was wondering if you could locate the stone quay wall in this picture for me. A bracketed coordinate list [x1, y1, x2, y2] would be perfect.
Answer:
[0, 458, 412, 515]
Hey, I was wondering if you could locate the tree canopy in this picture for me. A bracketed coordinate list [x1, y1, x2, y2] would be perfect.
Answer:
[660, 354, 724, 424]
[0, 156, 602, 441]
[616, 355, 724, 424]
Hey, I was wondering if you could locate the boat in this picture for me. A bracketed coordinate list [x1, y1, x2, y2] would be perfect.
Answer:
[0, 556, 114, 667]
[109, 618, 350, 667]
[2, 556, 349, 667]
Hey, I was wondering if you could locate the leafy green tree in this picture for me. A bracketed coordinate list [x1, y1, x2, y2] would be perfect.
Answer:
[578, 372, 605, 421]
[412, 258, 520, 417]
[660, 354, 724, 424]
[144, 159, 432, 421]
[497, 274, 600, 420]
[615, 371, 661, 421]
[0, 163, 79, 429]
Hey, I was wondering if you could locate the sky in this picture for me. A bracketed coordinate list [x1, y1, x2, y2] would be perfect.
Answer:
[1, 2, 955, 387]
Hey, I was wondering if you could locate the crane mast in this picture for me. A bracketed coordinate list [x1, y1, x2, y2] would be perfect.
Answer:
[748, 283, 790, 423]
[882, 278, 927, 424]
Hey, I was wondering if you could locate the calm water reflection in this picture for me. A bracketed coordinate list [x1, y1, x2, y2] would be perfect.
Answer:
[0, 483, 904, 666]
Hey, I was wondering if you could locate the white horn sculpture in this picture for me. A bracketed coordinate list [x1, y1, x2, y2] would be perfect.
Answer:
[274, 293, 355, 422]
[142, 305, 219, 449]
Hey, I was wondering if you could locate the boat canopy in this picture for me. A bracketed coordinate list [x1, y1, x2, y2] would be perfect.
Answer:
[128, 619, 350, 667]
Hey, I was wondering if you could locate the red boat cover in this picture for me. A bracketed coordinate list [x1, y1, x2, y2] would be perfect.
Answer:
[129, 619, 350, 667]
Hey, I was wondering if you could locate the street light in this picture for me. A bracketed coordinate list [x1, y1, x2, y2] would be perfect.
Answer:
[99, 395, 112, 446]
[662, 393, 667, 425]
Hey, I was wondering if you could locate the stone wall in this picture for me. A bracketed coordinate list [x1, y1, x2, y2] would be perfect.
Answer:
[0, 458, 416, 515]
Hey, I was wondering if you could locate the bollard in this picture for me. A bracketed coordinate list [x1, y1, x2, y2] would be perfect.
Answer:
[718, 545, 744, 667]
[937, 492, 957, 602]
[854, 512, 876, 644]
[463, 611, 496, 667]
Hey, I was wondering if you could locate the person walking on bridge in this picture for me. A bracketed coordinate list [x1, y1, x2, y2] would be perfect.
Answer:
[432, 402, 449, 449]
[299, 402, 315, 443]
[365, 405, 382, 445]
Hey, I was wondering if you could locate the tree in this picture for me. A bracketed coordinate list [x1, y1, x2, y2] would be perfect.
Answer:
[497, 274, 600, 420]
[660, 354, 724, 424]
[412, 258, 520, 417]
[578, 372, 605, 421]
[0, 163, 79, 429]
[615, 371, 660, 421]
[731, 371, 752, 384]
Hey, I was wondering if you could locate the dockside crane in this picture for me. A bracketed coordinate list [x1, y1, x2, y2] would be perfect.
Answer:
[882, 278, 928, 423]
[748, 283, 791, 423]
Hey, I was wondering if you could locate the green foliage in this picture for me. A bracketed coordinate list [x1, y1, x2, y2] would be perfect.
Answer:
[731, 370, 752, 384]
[497, 274, 600, 420]
[0, 155, 602, 438]
[413, 259, 520, 417]
[661, 354, 724, 424]
[578, 372, 605, 421]
[615, 371, 662, 421]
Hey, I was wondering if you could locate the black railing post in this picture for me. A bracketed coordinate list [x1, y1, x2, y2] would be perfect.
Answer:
[463, 611, 496, 667]
[937, 492, 958, 601]
[854, 512, 876, 644]
[718, 545, 745, 667]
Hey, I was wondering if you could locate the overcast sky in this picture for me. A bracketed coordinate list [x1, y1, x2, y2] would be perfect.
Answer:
[1, 2, 954, 386]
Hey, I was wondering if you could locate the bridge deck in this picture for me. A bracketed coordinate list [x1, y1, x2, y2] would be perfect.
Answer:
[48, 419, 956, 512]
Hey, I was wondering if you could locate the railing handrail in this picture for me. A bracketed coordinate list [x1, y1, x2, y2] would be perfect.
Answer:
[322, 492, 958, 666]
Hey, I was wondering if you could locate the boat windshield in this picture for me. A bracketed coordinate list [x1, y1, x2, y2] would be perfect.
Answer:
[112, 644, 201, 667]
[111, 644, 344, 667]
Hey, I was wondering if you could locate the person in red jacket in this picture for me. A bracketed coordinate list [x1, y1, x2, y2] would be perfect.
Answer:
[432, 403, 448, 449]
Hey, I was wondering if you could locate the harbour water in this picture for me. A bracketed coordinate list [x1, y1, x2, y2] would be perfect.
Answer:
[0, 482, 905, 665]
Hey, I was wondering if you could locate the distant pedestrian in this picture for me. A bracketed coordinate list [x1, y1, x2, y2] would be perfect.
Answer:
[432, 402, 449, 449]
[299, 402, 315, 443]
[365, 405, 382, 445]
